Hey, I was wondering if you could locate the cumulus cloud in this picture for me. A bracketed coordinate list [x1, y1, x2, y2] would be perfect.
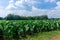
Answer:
[50, 0, 55, 2]
[14, 6, 49, 16]
[48, 1, 60, 18]
[1, 0, 60, 18]
[6, 0, 16, 10]
[48, 10, 60, 18]
[15, 0, 24, 7]
[0, 9, 18, 17]
[0, 5, 16, 17]
[15, 0, 32, 11]
[0, 7, 3, 10]
[15, 1, 60, 18]
[32, 6, 49, 16]
[0, 10, 9, 17]
[55, 1, 60, 9]
[15, 10, 32, 16]
[0, 6, 4, 17]
[44, 0, 55, 2]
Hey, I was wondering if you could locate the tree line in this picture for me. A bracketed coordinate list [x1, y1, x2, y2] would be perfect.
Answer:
[0, 14, 48, 20]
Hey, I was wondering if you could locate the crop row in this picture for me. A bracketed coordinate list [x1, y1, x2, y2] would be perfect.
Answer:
[0, 20, 60, 40]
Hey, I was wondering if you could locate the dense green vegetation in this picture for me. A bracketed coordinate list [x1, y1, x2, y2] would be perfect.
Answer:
[0, 20, 60, 40]
[0, 14, 48, 20]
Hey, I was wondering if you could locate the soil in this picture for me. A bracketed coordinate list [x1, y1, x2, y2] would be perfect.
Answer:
[50, 35, 60, 40]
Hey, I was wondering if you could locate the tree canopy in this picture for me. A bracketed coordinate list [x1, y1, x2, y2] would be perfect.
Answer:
[0, 14, 48, 20]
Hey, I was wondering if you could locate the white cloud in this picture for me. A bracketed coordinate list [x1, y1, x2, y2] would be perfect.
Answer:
[55, 1, 60, 9]
[25, 0, 31, 2]
[15, 0, 32, 8]
[9, 0, 14, 3]
[15, 10, 32, 16]
[15, 0, 24, 7]
[6, 0, 38, 10]
[50, 0, 55, 2]
[0, 9, 17, 17]
[0, 6, 16, 17]
[44, 0, 55, 2]
[16, 6, 46, 16]
[15, 0, 38, 7]
[14, 6, 49, 16]
[0, 6, 4, 9]
[47, 1, 60, 18]
[48, 10, 60, 18]
[4, 6, 48, 17]
[6, 0, 16, 10]
[32, 6, 49, 16]
[0, 6, 53, 18]
[0, 6, 5, 17]
[25, 0, 38, 4]
[1, 0, 60, 18]
[1, 5, 60, 18]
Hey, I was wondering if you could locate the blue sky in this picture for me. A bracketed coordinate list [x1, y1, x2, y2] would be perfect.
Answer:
[0, 0, 60, 18]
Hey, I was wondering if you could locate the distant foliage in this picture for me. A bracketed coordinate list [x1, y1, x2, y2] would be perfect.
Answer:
[2, 14, 48, 20]
[0, 17, 3, 20]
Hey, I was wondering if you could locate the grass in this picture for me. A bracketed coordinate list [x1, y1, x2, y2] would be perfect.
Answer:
[22, 31, 60, 40]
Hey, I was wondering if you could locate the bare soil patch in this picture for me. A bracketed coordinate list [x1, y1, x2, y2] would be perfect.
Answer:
[50, 35, 60, 40]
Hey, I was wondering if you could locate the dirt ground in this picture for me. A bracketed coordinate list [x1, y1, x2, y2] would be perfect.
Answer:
[50, 35, 60, 40]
